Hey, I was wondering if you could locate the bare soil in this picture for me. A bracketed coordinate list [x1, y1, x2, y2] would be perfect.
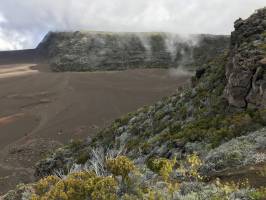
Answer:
[0, 53, 190, 194]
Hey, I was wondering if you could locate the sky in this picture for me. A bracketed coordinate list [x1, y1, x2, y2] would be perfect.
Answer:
[0, 0, 265, 50]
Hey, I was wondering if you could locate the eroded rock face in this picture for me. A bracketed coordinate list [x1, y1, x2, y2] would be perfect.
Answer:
[37, 32, 229, 72]
[225, 7, 266, 108]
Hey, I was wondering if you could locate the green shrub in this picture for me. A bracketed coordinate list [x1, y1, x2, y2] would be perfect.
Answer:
[114, 113, 133, 126]
[68, 139, 83, 152]
[76, 151, 90, 164]
[174, 111, 263, 147]
[125, 137, 142, 151]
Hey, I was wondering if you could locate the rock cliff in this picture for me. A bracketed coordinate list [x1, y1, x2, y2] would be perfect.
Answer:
[37, 32, 229, 71]
[225, 7, 266, 108]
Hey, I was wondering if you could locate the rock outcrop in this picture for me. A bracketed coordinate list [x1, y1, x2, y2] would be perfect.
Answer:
[37, 32, 229, 72]
[225, 7, 266, 108]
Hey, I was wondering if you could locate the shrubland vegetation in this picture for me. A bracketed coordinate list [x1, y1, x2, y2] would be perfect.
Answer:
[8, 154, 264, 200]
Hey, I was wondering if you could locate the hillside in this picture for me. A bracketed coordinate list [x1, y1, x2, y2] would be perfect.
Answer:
[37, 32, 229, 72]
[2, 7, 266, 200]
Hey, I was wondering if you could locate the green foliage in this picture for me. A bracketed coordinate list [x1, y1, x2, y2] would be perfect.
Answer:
[68, 139, 83, 152]
[248, 108, 266, 126]
[175, 111, 263, 147]
[125, 137, 142, 152]
[76, 151, 90, 164]
[169, 122, 181, 134]
[141, 142, 152, 154]
[67, 140, 91, 165]
[179, 106, 188, 120]
[114, 112, 134, 126]
[154, 110, 165, 121]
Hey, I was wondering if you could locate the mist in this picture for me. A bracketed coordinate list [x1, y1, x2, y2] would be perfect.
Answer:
[0, 0, 265, 50]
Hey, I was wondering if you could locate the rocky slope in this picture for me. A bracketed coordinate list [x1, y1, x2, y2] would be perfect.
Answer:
[37, 32, 229, 72]
[2, 7, 266, 200]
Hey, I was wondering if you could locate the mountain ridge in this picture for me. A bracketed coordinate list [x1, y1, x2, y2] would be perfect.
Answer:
[36, 32, 229, 71]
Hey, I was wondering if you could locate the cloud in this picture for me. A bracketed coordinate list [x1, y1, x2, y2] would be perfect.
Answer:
[0, 0, 265, 50]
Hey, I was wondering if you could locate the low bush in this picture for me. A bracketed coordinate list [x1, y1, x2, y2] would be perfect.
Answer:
[148, 157, 176, 181]
[106, 156, 136, 178]
[31, 172, 117, 200]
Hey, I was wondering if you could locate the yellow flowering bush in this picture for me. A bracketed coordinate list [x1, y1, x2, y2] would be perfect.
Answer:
[106, 156, 136, 178]
[178, 153, 203, 181]
[31, 171, 118, 200]
[186, 153, 203, 180]
[149, 158, 176, 181]
[90, 176, 118, 200]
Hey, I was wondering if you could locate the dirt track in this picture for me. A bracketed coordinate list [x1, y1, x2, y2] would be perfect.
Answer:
[0, 61, 190, 194]
[0, 64, 39, 79]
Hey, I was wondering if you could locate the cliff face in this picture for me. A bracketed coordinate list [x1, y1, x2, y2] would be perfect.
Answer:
[225, 7, 266, 108]
[37, 32, 229, 71]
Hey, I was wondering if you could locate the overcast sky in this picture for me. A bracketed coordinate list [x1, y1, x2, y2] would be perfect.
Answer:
[0, 0, 265, 50]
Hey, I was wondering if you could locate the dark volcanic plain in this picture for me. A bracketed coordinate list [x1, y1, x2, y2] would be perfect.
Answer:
[0, 51, 190, 194]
